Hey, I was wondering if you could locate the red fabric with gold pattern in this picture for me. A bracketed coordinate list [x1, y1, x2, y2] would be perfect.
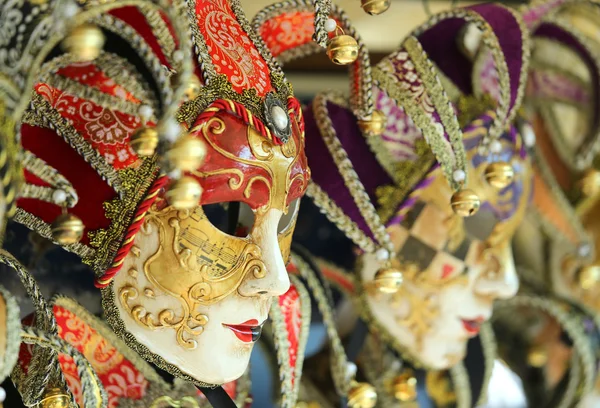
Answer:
[16, 302, 244, 407]
[34, 83, 140, 169]
[254, 5, 364, 116]
[195, 0, 273, 95]
[272, 280, 310, 404]
[54, 304, 149, 405]
[259, 11, 316, 58]
[279, 285, 302, 386]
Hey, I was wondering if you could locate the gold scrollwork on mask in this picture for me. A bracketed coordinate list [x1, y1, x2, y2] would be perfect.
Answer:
[119, 285, 208, 350]
[117, 205, 268, 349]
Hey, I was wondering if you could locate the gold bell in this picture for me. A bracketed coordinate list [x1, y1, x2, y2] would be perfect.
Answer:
[347, 382, 377, 408]
[61, 23, 105, 62]
[527, 345, 548, 367]
[40, 388, 71, 408]
[578, 264, 600, 290]
[450, 189, 480, 217]
[484, 162, 514, 189]
[51, 213, 84, 245]
[578, 169, 600, 197]
[326, 34, 359, 65]
[166, 135, 207, 171]
[361, 0, 391, 15]
[373, 267, 403, 294]
[166, 176, 203, 210]
[357, 110, 386, 136]
[391, 372, 418, 402]
[184, 75, 202, 101]
[130, 127, 159, 157]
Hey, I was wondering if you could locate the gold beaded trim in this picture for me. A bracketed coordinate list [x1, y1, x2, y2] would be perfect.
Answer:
[403, 36, 467, 190]
[312, 91, 394, 254]
[20, 151, 78, 208]
[291, 252, 354, 397]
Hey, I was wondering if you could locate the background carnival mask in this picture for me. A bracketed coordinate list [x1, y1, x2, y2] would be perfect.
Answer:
[259, 3, 532, 375]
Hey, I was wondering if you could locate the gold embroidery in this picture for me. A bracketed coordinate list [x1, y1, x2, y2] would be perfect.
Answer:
[87, 159, 159, 274]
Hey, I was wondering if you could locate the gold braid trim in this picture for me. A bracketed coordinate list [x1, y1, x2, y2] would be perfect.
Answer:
[403, 36, 467, 190]
[41, 72, 142, 118]
[87, 158, 159, 274]
[312, 91, 394, 254]
[536, 17, 600, 170]
[26, 92, 123, 190]
[291, 252, 353, 397]
[305, 181, 377, 254]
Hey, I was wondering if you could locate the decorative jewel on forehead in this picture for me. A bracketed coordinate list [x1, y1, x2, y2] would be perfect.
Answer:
[264, 92, 292, 143]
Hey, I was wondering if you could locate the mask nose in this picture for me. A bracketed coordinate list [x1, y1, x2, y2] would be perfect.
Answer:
[238, 208, 290, 298]
[474, 244, 519, 300]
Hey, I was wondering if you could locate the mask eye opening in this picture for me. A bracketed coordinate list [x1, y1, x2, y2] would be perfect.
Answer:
[278, 198, 300, 235]
[203, 202, 256, 238]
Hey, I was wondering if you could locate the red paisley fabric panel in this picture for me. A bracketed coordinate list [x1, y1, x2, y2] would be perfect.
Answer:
[53, 305, 149, 407]
[259, 11, 315, 57]
[278, 285, 302, 386]
[195, 0, 273, 95]
[34, 84, 140, 169]
[56, 64, 141, 103]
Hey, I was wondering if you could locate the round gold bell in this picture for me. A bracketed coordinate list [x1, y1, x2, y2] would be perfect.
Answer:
[166, 176, 203, 210]
[450, 189, 480, 217]
[130, 127, 159, 157]
[51, 213, 84, 245]
[167, 135, 207, 171]
[326, 35, 359, 65]
[391, 373, 418, 402]
[361, 0, 391, 15]
[347, 382, 377, 408]
[527, 345, 548, 368]
[578, 168, 600, 197]
[61, 23, 105, 62]
[357, 110, 386, 136]
[578, 264, 600, 290]
[484, 162, 514, 189]
[184, 75, 202, 101]
[40, 388, 70, 408]
[373, 267, 403, 294]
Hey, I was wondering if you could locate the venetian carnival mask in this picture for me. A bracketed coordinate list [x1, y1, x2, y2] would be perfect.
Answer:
[1, 0, 310, 389]
[358, 116, 529, 369]
[511, 4, 600, 314]
[112, 111, 308, 385]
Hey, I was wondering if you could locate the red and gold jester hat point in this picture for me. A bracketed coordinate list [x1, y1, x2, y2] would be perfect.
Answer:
[9, 0, 310, 289]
